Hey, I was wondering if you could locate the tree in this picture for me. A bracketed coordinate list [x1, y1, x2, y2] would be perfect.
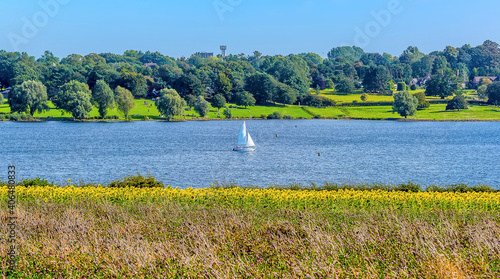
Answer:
[413, 91, 430, 109]
[211, 94, 226, 111]
[397, 82, 407, 91]
[194, 96, 210, 117]
[335, 78, 355, 93]
[477, 85, 488, 100]
[92, 80, 115, 119]
[215, 72, 233, 101]
[363, 65, 390, 93]
[360, 93, 369, 102]
[9, 80, 48, 116]
[223, 107, 232, 119]
[245, 73, 275, 104]
[446, 95, 468, 111]
[392, 90, 418, 118]
[235, 91, 256, 108]
[155, 88, 186, 120]
[480, 77, 493, 86]
[0, 92, 3, 105]
[325, 79, 334, 89]
[184, 94, 196, 108]
[115, 86, 135, 119]
[54, 80, 93, 119]
[486, 82, 500, 106]
[425, 70, 459, 99]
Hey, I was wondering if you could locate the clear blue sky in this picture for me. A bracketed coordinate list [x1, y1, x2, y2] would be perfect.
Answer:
[1, 0, 499, 59]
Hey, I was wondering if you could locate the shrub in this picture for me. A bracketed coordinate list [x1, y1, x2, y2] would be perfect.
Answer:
[267, 111, 283, 119]
[313, 115, 322, 119]
[283, 115, 293, 119]
[20, 177, 54, 187]
[108, 174, 164, 188]
[260, 114, 267, 119]
[410, 84, 417, 91]
[395, 182, 421, 192]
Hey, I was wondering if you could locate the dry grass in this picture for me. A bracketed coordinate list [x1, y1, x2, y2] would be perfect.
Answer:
[1, 198, 499, 278]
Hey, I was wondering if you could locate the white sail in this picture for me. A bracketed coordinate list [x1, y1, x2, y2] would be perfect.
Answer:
[246, 132, 255, 147]
[237, 121, 247, 146]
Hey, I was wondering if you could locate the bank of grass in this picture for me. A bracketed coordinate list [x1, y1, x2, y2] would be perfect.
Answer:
[308, 104, 500, 121]
[0, 179, 499, 278]
[1, 96, 499, 122]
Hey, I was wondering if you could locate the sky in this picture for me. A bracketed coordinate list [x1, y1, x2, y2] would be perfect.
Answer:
[1, 0, 499, 59]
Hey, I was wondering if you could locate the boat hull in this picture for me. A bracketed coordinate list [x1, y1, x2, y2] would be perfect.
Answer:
[233, 146, 256, 152]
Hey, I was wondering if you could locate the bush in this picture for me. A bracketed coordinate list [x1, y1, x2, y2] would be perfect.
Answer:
[267, 111, 283, 119]
[410, 84, 417, 91]
[108, 174, 164, 188]
[260, 114, 267, 119]
[20, 177, 54, 187]
[283, 115, 293, 119]
[313, 115, 322, 119]
[395, 182, 421, 192]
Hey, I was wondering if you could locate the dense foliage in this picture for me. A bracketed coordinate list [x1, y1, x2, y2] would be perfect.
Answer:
[2, 41, 500, 118]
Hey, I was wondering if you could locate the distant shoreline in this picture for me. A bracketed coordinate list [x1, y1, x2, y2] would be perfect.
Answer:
[1, 117, 500, 123]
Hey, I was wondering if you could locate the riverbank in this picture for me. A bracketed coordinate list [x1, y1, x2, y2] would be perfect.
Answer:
[1, 97, 500, 122]
[1, 182, 499, 278]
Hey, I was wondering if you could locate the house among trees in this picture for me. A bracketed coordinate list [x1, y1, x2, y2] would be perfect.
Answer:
[1, 87, 11, 99]
[143, 62, 158, 68]
[471, 76, 498, 88]
[411, 75, 432, 88]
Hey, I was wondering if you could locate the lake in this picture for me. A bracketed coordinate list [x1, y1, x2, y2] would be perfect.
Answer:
[0, 120, 499, 189]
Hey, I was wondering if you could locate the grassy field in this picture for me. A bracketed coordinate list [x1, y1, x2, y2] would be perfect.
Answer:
[1, 182, 499, 278]
[1, 95, 499, 122]
[308, 104, 500, 121]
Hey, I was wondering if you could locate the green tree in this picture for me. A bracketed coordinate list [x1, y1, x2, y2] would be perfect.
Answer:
[215, 73, 233, 101]
[9, 80, 48, 116]
[245, 72, 275, 104]
[194, 96, 210, 117]
[156, 88, 186, 120]
[235, 91, 256, 108]
[486, 82, 500, 106]
[335, 78, 355, 93]
[92, 80, 115, 119]
[115, 86, 136, 119]
[363, 65, 390, 93]
[223, 107, 232, 119]
[120, 71, 148, 98]
[54, 80, 93, 119]
[397, 82, 407, 91]
[325, 79, 334, 89]
[413, 91, 430, 109]
[360, 93, 369, 102]
[446, 95, 468, 111]
[211, 94, 226, 111]
[392, 90, 418, 118]
[477, 85, 488, 100]
[425, 70, 459, 99]
[184, 94, 196, 108]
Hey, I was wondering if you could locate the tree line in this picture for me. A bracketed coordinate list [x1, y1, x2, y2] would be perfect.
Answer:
[1, 40, 500, 119]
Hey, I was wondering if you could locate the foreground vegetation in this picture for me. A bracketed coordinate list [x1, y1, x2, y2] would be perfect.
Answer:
[1, 178, 499, 278]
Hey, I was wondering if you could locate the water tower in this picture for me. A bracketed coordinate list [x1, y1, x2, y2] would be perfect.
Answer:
[220, 45, 227, 61]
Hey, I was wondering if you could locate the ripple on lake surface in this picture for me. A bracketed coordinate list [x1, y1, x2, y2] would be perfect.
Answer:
[0, 120, 499, 189]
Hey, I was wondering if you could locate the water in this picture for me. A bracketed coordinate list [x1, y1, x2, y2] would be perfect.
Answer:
[0, 120, 499, 189]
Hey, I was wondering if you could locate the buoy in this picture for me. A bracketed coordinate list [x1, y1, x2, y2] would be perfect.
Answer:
[318, 153, 321, 156]
[276, 134, 278, 137]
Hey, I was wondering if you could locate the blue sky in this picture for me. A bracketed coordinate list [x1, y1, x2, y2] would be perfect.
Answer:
[1, 0, 499, 59]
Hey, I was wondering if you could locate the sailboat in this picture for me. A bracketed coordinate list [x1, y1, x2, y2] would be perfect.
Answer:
[233, 121, 256, 152]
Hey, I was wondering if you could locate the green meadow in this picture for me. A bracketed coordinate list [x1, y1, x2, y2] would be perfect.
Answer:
[1, 92, 499, 121]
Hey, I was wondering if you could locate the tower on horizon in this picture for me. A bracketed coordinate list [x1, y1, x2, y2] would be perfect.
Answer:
[220, 45, 227, 61]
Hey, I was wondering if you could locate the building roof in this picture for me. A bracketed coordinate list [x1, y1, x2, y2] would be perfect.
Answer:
[143, 63, 158, 68]
[472, 76, 498, 84]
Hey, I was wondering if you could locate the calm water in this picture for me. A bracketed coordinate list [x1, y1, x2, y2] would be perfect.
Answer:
[0, 120, 499, 189]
